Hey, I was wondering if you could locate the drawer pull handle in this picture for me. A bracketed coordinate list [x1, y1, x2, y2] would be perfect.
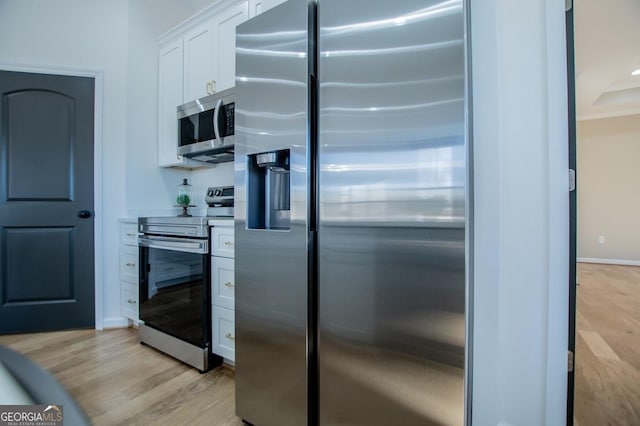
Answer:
[224, 241, 233, 246]
[225, 333, 235, 340]
[126, 262, 136, 267]
[126, 233, 136, 237]
[224, 281, 235, 288]
[127, 299, 136, 304]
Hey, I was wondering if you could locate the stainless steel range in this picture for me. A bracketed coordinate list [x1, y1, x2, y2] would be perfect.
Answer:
[205, 186, 234, 217]
[137, 186, 234, 371]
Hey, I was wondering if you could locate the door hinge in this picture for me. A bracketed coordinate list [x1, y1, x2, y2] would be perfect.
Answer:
[566, 0, 572, 12]
[569, 169, 576, 192]
[568, 350, 574, 373]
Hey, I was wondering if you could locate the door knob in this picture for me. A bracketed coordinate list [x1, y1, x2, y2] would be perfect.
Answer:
[78, 210, 92, 219]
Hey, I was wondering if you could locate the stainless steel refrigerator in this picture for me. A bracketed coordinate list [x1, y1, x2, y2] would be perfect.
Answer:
[235, 0, 470, 425]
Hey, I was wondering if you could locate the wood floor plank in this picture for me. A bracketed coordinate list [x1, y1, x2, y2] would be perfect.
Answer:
[579, 330, 621, 361]
[575, 263, 640, 426]
[0, 328, 243, 425]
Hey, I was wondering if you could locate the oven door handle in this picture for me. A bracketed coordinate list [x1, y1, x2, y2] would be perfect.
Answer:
[138, 236, 208, 254]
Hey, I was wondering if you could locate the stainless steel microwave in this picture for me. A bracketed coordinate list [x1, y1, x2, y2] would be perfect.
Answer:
[177, 88, 235, 163]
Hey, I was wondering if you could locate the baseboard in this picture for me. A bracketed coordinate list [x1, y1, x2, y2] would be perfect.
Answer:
[101, 317, 131, 329]
[577, 257, 640, 267]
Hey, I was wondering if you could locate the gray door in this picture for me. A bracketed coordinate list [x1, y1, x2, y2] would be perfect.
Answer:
[318, 1, 468, 425]
[0, 70, 95, 333]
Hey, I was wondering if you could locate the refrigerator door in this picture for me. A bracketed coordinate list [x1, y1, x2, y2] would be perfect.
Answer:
[318, 1, 468, 425]
[235, 1, 311, 425]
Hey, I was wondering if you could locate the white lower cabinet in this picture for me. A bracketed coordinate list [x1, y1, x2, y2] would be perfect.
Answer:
[212, 306, 235, 361]
[119, 220, 139, 323]
[212, 256, 235, 310]
[121, 281, 139, 321]
[210, 221, 235, 362]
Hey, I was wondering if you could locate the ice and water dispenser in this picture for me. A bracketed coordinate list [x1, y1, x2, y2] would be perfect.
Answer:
[247, 149, 290, 230]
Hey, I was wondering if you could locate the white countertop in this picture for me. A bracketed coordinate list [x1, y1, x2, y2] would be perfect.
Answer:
[208, 218, 234, 226]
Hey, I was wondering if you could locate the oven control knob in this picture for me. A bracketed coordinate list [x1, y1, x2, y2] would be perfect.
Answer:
[214, 189, 222, 196]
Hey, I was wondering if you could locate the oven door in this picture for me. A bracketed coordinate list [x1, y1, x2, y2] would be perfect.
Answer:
[138, 235, 210, 348]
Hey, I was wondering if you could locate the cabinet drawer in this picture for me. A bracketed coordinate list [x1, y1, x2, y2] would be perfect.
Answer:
[212, 306, 235, 361]
[120, 223, 139, 246]
[211, 257, 235, 310]
[212, 226, 234, 258]
[120, 245, 139, 281]
[121, 281, 138, 321]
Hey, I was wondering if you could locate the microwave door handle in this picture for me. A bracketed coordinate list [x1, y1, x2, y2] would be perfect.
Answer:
[213, 98, 223, 144]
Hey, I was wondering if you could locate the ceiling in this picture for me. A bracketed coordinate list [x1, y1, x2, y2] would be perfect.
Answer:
[575, 0, 640, 120]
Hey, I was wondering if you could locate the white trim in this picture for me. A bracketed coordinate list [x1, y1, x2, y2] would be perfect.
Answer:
[544, 0, 569, 423]
[0, 62, 105, 331]
[577, 257, 640, 266]
[102, 317, 130, 329]
[93, 72, 105, 331]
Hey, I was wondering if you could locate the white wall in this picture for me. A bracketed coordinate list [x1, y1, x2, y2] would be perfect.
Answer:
[470, 0, 569, 424]
[577, 114, 640, 264]
[125, 0, 194, 218]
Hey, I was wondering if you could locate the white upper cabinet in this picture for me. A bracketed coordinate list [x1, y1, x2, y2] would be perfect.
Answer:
[212, 2, 249, 92]
[248, 0, 287, 17]
[183, 22, 215, 102]
[158, 40, 186, 167]
[157, 1, 251, 168]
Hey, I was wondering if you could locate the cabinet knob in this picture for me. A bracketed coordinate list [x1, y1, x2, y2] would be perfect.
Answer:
[224, 281, 235, 288]
[225, 333, 235, 340]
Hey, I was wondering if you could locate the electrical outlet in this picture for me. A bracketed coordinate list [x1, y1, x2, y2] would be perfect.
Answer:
[598, 235, 606, 244]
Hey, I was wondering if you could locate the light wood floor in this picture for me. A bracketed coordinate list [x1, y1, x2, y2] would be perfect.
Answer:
[575, 262, 640, 426]
[0, 263, 637, 425]
[0, 328, 243, 426]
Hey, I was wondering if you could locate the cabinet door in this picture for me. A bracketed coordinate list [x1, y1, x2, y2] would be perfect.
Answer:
[212, 306, 235, 361]
[212, 226, 235, 258]
[248, 0, 287, 17]
[120, 245, 139, 282]
[120, 223, 138, 246]
[158, 40, 186, 167]
[212, 2, 249, 92]
[212, 256, 235, 310]
[120, 280, 138, 321]
[183, 22, 215, 102]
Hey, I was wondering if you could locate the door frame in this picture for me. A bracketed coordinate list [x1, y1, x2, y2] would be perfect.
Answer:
[0, 63, 105, 330]
[565, 2, 577, 423]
